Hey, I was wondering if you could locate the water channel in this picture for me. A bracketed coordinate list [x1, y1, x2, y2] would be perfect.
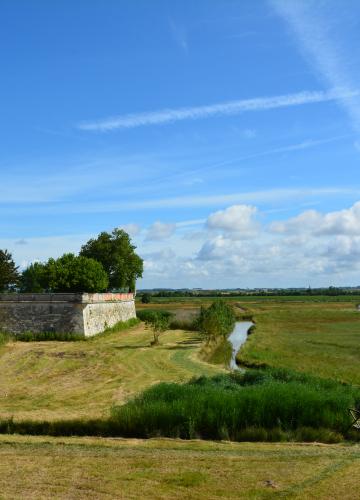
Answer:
[228, 321, 254, 370]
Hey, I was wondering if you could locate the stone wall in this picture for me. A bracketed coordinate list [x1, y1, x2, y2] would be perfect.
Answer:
[0, 293, 136, 337]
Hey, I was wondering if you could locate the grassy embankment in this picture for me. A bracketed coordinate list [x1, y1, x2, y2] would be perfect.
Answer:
[1, 435, 359, 499]
[0, 320, 221, 421]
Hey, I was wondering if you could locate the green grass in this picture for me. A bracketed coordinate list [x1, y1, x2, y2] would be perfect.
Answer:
[0, 435, 359, 499]
[108, 370, 359, 442]
[0, 320, 222, 421]
[236, 301, 360, 384]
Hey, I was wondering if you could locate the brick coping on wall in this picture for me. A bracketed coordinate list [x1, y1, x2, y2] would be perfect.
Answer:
[0, 293, 134, 303]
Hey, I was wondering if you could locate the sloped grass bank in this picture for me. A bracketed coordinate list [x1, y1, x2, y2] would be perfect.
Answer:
[2, 369, 359, 443]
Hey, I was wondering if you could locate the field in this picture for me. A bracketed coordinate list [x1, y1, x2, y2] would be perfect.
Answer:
[1, 296, 360, 498]
[236, 300, 360, 384]
[1, 434, 359, 499]
[0, 322, 221, 421]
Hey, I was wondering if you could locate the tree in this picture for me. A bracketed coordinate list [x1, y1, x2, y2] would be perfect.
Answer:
[46, 253, 109, 293]
[80, 228, 143, 292]
[141, 293, 151, 304]
[143, 311, 170, 346]
[20, 262, 48, 292]
[196, 300, 235, 342]
[0, 249, 20, 292]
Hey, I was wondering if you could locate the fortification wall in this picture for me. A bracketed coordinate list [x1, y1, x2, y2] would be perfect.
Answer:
[0, 293, 136, 337]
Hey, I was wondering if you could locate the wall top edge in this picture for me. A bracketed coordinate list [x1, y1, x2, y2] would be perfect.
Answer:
[0, 293, 134, 304]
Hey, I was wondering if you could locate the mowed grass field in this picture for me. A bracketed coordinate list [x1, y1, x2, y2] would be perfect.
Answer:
[0, 322, 222, 421]
[237, 300, 360, 384]
[1, 434, 359, 499]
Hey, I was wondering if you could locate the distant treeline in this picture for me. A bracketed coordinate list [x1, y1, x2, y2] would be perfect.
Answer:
[139, 286, 360, 298]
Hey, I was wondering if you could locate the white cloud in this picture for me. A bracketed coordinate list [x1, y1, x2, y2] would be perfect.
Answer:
[77, 88, 358, 132]
[118, 223, 141, 237]
[207, 204, 259, 238]
[145, 221, 176, 241]
[271, 202, 360, 236]
[271, 0, 360, 130]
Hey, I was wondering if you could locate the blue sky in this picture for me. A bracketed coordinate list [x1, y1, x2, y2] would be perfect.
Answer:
[2, 0, 360, 288]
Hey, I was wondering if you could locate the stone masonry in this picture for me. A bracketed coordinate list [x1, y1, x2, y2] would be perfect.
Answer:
[0, 293, 136, 337]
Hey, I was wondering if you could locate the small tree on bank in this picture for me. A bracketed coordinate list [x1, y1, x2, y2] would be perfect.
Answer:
[196, 300, 236, 342]
[142, 311, 170, 346]
[0, 249, 20, 292]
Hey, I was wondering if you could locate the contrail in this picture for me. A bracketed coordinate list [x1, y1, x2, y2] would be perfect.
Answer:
[78, 88, 359, 132]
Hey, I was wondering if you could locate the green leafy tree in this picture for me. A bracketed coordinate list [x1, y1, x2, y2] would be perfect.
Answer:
[46, 253, 109, 293]
[80, 228, 143, 292]
[196, 300, 235, 341]
[0, 249, 20, 292]
[20, 262, 48, 292]
[142, 311, 170, 346]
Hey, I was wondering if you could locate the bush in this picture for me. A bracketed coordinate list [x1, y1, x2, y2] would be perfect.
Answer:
[196, 300, 235, 341]
[141, 293, 151, 304]
[137, 310, 174, 322]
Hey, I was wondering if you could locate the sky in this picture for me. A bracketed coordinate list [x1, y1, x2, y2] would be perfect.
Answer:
[1, 0, 360, 289]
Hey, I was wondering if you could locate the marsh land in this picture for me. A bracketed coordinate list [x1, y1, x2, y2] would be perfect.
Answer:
[1, 295, 360, 498]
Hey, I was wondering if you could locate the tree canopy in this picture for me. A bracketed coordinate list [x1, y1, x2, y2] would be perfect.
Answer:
[21, 254, 109, 293]
[20, 262, 48, 292]
[80, 228, 143, 291]
[0, 249, 20, 292]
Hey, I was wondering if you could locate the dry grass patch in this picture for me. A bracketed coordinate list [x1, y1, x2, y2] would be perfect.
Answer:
[0, 435, 359, 499]
[0, 323, 221, 421]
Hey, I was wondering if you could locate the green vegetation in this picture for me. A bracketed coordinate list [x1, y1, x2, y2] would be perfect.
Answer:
[80, 228, 143, 291]
[1, 436, 359, 499]
[21, 253, 109, 293]
[237, 301, 360, 384]
[141, 292, 151, 303]
[47, 253, 109, 292]
[0, 249, 19, 292]
[0, 320, 221, 421]
[12, 331, 85, 342]
[109, 369, 359, 442]
[0, 368, 358, 443]
[197, 299, 236, 340]
[143, 311, 171, 346]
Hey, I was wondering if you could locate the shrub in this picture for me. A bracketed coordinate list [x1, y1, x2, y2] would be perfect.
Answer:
[196, 300, 235, 341]
[141, 293, 151, 304]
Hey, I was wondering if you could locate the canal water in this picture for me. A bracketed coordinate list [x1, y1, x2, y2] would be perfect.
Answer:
[228, 321, 254, 370]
